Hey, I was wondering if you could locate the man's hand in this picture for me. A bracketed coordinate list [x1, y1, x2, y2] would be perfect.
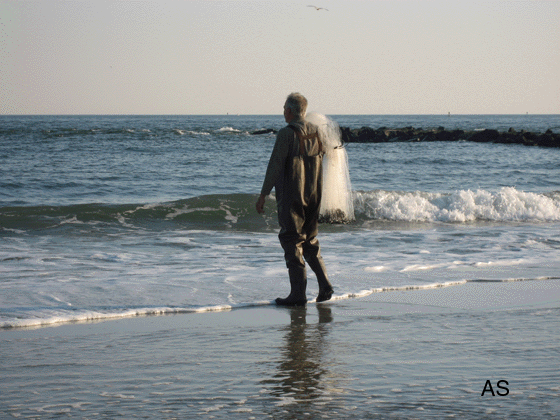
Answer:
[256, 194, 266, 214]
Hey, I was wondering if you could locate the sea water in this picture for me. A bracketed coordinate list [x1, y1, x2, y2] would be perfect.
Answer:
[1, 114, 560, 328]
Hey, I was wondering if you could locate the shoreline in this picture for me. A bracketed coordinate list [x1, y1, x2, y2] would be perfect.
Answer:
[6, 277, 559, 330]
[2, 279, 559, 419]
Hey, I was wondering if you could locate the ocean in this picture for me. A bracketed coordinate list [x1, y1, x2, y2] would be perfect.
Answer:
[1, 114, 560, 328]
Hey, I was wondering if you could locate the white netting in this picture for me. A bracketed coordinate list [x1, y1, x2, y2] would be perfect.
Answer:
[306, 113, 354, 223]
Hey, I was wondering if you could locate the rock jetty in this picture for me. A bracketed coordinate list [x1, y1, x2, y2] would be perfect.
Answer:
[251, 126, 560, 148]
[340, 126, 560, 148]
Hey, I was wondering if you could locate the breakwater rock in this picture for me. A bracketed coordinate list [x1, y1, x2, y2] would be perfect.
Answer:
[339, 126, 560, 148]
[249, 128, 277, 135]
[250, 126, 560, 148]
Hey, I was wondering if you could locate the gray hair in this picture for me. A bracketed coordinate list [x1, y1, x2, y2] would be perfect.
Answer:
[285, 92, 308, 118]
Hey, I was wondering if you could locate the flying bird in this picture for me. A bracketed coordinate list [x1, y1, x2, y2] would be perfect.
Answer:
[308, 5, 329, 11]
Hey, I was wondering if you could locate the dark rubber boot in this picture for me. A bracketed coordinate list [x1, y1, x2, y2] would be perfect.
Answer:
[275, 295, 307, 306]
[316, 288, 333, 303]
[305, 256, 333, 302]
[276, 266, 307, 306]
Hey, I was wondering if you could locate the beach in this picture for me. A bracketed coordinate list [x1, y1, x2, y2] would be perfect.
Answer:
[1, 114, 560, 418]
[1, 279, 559, 419]
[4, 0, 560, 416]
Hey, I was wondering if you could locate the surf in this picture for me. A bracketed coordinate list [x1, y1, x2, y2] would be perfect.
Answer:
[353, 187, 560, 223]
[3, 277, 558, 329]
[2, 187, 560, 234]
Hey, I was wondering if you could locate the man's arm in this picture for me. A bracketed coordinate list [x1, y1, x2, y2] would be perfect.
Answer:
[255, 193, 266, 214]
[256, 128, 291, 214]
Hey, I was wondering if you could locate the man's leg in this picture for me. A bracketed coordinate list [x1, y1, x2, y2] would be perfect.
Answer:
[303, 238, 333, 302]
[276, 232, 308, 306]
[302, 206, 333, 302]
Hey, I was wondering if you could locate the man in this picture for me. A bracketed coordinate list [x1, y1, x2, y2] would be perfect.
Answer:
[256, 93, 334, 306]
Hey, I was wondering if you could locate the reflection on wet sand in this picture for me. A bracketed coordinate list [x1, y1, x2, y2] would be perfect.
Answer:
[262, 305, 341, 417]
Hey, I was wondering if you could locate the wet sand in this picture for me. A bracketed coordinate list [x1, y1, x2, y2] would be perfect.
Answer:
[1, 280, 559, 419]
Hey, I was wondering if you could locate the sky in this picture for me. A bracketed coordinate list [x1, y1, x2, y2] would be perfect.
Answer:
[1, 0, 559, 115]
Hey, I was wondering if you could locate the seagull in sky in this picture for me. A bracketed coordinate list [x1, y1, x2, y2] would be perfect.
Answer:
[308, 5, 329, 11]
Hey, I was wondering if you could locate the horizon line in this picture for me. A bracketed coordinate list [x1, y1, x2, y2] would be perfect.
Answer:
[2, 113, 559, 117]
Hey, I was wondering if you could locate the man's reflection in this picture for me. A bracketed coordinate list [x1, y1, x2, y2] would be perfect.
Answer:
[262, 305, 334, 417]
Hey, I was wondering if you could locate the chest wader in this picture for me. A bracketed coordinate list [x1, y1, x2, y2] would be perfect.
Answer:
[275, 126, 334, 306]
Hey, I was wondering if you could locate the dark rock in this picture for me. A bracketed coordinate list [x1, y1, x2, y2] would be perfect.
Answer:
[495, 131, 519, 144]
[384, 129, 399, 140]
[469, 129, 500, 143]
[250, 128, 277, 135]
[522, 131, 536, 140]
[357, 127, 377, 142]
[521, 132, 537, 146]
[420, 133, 437, 142]
[339, 126, 355, 143]
[435, 129, 463, 141]
[332, 126, 560, 148]
[535, 133, 560, 147]
[247, 125, 559, 148]
[353, 127, 387, 142]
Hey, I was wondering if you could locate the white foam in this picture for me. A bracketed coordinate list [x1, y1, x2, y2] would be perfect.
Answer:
[401, 263, 451, 272]
[115, 214, 137, 228]
[364, 266, 388, 272]
[175, 129, 210, 135]
[0, 308, 181, 329]
[59, 216, 85, 225]
[354, 187, 560, 222]
[100, 392, 135, 400]
[42, 294, 72, 307]
[217, 127, 240, 133]
[328, 280, 468, 301]
[474, 259, 526, 267]
[92, 253, 130, 262]
[3, 277, 557, 329]
[165, 206, 215, 219]
[123, 203, 162, 214]
[220, 205, 238, 223]
[468, 276, 560, 283]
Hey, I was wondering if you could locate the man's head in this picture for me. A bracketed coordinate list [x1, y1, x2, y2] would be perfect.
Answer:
[284, 92, 308, 123]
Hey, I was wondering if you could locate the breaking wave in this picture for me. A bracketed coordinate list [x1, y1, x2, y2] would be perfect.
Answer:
[2, 188, 559, 234]
[354, 187, 560, 223]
